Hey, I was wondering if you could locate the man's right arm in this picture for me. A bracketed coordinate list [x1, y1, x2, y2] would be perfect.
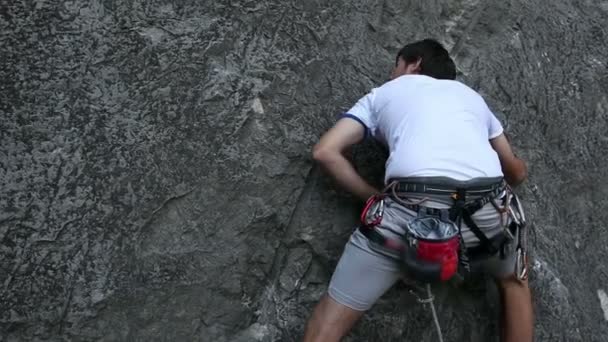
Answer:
[490, 133, 528, 187]
[312, 118, 380, 201]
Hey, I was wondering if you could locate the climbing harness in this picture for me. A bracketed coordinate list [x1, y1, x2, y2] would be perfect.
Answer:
[359, 177, 529, 281]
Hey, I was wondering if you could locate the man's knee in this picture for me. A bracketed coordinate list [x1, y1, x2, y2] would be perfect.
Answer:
[495, 274, 530, 292]
[303, 294, 364, 342]
[304, 295, 338, 340]
[305, 297, 334, 334]
[495, 274, 533, 307]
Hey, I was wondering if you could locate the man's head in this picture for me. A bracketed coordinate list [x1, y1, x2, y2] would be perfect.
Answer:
[390, 39, 456, 80]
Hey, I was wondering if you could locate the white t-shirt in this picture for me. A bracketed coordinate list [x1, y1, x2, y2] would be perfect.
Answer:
[344, 74, 504, 183]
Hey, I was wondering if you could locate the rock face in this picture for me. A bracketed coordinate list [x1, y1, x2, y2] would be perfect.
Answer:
[1, 0, 607, 341]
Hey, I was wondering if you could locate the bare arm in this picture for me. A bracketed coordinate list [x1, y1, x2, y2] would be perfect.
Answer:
[490, 133, 528, 187]
[312, 118, 380, 201]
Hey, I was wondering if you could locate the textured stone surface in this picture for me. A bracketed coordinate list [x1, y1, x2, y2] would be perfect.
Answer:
[1, 0, 607, 341]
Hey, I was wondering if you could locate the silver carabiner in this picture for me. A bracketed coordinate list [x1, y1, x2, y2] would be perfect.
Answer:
[508, 194, 526, 226]
[513, 195, 527, 225]
[515, 247, 529, 281]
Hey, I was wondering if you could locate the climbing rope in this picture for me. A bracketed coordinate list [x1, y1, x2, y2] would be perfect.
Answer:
[408, 283, 444, 342]
[425, 284, 444, 342]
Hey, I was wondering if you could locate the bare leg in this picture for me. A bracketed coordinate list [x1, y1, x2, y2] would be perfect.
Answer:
[495, 276, 534, 342]
[302, 294, 365, 342]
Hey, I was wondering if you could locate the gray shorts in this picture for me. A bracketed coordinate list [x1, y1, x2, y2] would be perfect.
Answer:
[327, 193, 518, 311]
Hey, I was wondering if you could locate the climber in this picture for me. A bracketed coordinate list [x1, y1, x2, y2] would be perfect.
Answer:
[303, 39, 534, 342]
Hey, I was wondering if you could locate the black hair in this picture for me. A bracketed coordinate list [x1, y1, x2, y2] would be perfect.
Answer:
[396, 39, 456, 80]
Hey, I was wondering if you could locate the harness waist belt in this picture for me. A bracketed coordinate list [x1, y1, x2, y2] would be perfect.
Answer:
[387, 177, 505, 196]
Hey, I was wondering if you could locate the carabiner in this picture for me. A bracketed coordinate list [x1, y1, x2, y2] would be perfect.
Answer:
[360, 195, 385, 227]
[515, 248, 529, 281]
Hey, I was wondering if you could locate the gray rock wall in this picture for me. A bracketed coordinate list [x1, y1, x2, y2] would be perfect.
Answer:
[1, 0, 607, 341]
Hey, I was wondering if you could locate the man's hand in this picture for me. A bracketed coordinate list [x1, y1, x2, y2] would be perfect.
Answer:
[490, 133, 528, 187]
[312, 118, 380, 201]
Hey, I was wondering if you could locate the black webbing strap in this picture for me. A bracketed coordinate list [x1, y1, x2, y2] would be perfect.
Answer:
[461, 208, 498, 254]
[448, 188, 498, 255]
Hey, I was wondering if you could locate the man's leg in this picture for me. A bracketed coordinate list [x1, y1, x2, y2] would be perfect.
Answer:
[480, 243, 534, 342]
[303, 294, 364, 342]
[466, 198, 534, 341]
[302, 230, 402, 342]
[495, 275, 534, 342]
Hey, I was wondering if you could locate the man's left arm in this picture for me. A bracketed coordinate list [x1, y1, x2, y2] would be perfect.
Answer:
[312, 118, 380, 201]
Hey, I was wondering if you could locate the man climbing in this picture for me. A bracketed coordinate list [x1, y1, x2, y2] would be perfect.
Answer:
[303, 39, 533, 342]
